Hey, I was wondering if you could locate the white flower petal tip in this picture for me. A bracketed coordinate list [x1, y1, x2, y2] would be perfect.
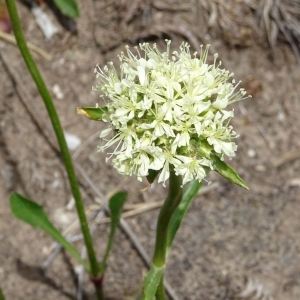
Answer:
[93, 40, 248, 186]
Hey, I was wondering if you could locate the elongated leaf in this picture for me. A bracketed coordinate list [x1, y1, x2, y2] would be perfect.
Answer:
[10, 193, 90, 271]
[0, 288, 6, 300]
[166, 180, 202, 254]
[196, 141, 248, 190]
[211, 154, 249, 190]
[77, 106, 108, 121]
[142, 265, 164, 300]
[109, 191, 127, 225]
[53, 0, 79, 18]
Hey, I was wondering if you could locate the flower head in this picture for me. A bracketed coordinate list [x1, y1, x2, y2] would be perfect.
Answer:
[93, 41, 248, 186]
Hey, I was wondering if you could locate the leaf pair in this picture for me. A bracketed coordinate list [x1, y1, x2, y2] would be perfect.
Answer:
[10, 191, 127, 274]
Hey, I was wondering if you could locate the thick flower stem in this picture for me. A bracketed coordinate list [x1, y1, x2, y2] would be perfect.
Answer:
[153, 170, 183, 268]
[152, 169, 183, 299]
[6, 0, 99, 279]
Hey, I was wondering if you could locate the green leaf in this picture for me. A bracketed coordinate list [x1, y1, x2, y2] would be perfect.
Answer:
[0, 288, 6, 300]
[10, 193, 90, 272]
[52, 0, 79, 18]
[211, 154, 249, 190]
[142, 265, 164, 300]
[77, 106, 108, 121]
[166, 180, 202, 254]
[109, 191, 127, 228]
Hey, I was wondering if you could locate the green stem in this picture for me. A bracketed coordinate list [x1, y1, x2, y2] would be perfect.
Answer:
[6, 0, 99, 277]
[100, 225, 116, 274]
[155, 275, 167, 300]
[152, 170, 183, 268]
[91, 276, 105, 300]
[153, 169, 183, 300]
[95, 287, 104, 300]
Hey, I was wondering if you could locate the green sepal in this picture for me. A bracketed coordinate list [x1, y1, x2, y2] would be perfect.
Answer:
[196, 139, 214, 158]
[211, 154, 249, 190]
[77, 106, 108, 121]
[53, 0, 80, 18]
[142, 265, 164, 300]
[10, 193, 90, 272]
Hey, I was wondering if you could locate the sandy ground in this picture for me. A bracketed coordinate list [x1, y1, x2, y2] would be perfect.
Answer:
[1, 1, 300, 299]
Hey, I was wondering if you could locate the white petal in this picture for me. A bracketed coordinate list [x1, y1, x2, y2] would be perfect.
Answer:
[140, 154, 150, 176]
[158, 162, 170, 186]
[114, 83, 122, 94]
[204, 73, 214, 86]
[100, 127, 113, 138]
[171, 134, 181, 153]
[137, 66, 146, 86]
[161, 122, 175, 137]
[172, 81, 181, 92]
[178, 132, 190, 147]
[213, 97, 228, 110]
[149, 156, 165, 170]
[154, 123, 165, 137]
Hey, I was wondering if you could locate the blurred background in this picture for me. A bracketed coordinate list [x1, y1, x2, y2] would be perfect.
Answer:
[0, 0, 300, 299]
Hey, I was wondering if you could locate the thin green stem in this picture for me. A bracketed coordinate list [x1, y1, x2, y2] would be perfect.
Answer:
[6, 0, 99, 277]
[95, 287, 104, 300]
[155, 275, 167, 300]
[100, 226, 116, 274]
[152, 170, 183, 268]
[91, 276, 105, 300]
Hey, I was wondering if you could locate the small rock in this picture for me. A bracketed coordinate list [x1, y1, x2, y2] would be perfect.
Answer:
[247, 149, 256, 158]
[52, 84, 64, 99]
[255, 164, 266, 172]
[65, 132, 81, 150]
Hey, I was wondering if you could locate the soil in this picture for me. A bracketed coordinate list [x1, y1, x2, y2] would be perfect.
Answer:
[1, 1, 300, 300]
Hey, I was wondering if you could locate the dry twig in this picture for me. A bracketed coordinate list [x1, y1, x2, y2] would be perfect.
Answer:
[0, 31, 52, 60]
[257, 0, 300, 63]
[271, 148, 300, 167]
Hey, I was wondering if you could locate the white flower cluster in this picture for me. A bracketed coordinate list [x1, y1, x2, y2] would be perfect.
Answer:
[93, 41, 247, 186]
